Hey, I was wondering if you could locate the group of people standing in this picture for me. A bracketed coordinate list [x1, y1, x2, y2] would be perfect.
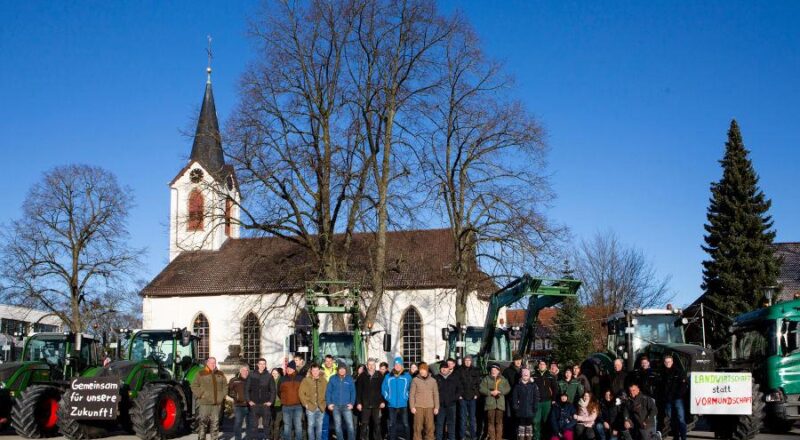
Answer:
[190, 352, 688, 440]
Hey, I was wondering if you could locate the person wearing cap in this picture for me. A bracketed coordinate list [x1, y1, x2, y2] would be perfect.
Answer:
[279, 360, 305, 440]
[479, 363, 511, 440]
[410, 362, 439, 440]
[458, 355, 482, 440]
[300, 363, 328, 440]
[435, 362, 461, 440]
[533, 360, 559, 440]
[327, 363, 356, 440]
[383, 356, 412, 440]
[356, 358, 385, 440]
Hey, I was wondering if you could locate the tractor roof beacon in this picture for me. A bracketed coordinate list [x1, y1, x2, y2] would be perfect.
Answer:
[441, 275, 582, 373]
[1, 332, 103, 439]
[58, 328, 204, 440]
[710, 299, 800, 439]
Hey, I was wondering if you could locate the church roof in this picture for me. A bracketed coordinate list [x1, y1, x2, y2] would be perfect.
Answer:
[189, 81, 226, 177]
[142, 228, 493, 297]
[776, 242, 800, 300]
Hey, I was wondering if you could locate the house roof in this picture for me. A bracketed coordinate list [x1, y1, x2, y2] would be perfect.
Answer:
[776, 242, 800, 300]
[142, 228, 492, 297]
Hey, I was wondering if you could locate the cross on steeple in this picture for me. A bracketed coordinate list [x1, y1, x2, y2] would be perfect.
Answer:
[206, 35, 213, 83]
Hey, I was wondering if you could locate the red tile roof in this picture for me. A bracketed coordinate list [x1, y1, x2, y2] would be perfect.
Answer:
[141, 228, 491, 297]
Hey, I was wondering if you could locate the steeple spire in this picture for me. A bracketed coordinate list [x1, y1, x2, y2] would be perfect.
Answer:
[190, 38, 225, 175]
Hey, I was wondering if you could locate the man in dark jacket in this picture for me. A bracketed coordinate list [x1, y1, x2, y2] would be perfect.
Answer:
[435, 363, 461, 440]
[631, 356, 659, 399]
[503, 355, 524, 439]
[459, 356, 482, 440]
[623, 383, 657, 440]
[229, 365, 251, 440]
[609, 359, 628, 398]
[357, 359, 385, 440]
[247, 358, 276, 440]
[532, 360, 558, 440]
[659, 355, 688, 440]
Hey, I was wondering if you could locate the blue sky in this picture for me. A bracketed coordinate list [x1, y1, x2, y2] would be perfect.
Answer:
[1, 1, 798, 307]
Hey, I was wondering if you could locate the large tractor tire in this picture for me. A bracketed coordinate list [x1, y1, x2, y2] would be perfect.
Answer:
[56, 392, 109, 440]
[131, 384, 185, 440]
[11, 384, 62, 438]
[715, 382, 766, 440]
[765, 414, 795, 434]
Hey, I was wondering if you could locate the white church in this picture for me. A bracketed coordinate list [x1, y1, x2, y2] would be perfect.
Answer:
[140, 69, 492, 368]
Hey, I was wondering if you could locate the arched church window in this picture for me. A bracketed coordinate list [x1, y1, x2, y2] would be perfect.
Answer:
[193, 313, 210, 360]
[295, 308, 313, 331]
[187, 189, 204, 231]
[400, 307, 423, 366]
[241, 312, 261, 368]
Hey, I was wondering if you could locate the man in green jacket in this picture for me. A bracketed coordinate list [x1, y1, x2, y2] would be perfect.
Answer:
[191, 357, 228, 440]
[557, 368, 583, 404]
[479, 364, 511, 440]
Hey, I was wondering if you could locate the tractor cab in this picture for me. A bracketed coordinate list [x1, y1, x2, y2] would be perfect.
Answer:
[20, 333, 99, 382]
[443, 326, 512, 366]
[121, 328, 198, 379]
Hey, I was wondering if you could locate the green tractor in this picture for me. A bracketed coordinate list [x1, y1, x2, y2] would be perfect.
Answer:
[0, 332, 103, 438]
[441, 275, 582, 373]
[708, 299, 800, 439]
[58, 328, 204, 440]
[292, 281, 390, 369]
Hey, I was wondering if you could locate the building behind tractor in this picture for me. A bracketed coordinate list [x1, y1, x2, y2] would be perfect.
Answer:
[58, 328, 203, 440]
[0, 332, 103, 438]
[441, 275, 582, 372]
[708, 299, 800, 439]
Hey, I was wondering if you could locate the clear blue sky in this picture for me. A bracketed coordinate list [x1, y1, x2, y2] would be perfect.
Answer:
[1, 1, 798, 307]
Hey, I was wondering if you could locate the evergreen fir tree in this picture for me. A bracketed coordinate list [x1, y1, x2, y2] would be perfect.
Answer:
[701, 119, 780, 355]
[550, 296, 592, 368]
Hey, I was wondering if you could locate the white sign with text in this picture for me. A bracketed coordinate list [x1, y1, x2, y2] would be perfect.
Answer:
[690, 372, 752, 415]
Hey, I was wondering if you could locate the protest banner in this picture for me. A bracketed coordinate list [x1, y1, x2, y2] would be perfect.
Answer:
[64, 377, 121, 420]
[690, 372, 752, 415]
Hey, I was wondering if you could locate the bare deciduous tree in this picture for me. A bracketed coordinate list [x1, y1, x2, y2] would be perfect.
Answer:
[573, 230, 673, 311]
[0, 165, 143, 333]
[415, 23, 563, 326]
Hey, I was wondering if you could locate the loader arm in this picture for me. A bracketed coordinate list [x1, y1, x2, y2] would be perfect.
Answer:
[516, 279, 582, 358]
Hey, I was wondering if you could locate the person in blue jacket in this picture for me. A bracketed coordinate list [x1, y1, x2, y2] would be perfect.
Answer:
[382, 356, 412, 440]
[326, 364, 357, 440]
[549, 392, 577, 440]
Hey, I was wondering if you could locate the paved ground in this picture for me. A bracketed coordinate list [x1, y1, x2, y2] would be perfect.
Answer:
[1, 429, 799, 440]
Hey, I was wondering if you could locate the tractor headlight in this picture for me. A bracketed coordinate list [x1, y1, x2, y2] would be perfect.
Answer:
[765, 391, 784, 403]
[0, 381, 5, 389]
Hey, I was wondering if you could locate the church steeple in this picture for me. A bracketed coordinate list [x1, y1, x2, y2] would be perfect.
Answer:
[189, 75, 225, 175]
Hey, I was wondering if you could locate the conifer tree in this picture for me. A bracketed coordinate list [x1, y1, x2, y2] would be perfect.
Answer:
[701, 119, 780, 354]
[551, 296, 592, 368]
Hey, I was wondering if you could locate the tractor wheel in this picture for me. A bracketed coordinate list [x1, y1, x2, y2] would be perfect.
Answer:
[11, 384, 62, 438]
[55, 392, 109, 440]
[131, 384, 185, 440]
[727, 383, 765, 440]
[765, 414, 795, 433]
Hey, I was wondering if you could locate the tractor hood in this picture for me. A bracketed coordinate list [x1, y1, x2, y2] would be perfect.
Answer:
[653, 343, 715, 371]
[97, 360, 141, 379]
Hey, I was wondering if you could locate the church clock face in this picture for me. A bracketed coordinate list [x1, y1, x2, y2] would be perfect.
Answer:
[190, 168, 204, 183]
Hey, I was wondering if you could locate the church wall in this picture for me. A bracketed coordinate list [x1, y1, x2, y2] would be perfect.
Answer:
[142, 287, 492, 368]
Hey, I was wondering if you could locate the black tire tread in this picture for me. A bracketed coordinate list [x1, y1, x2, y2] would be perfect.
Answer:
[56, 391, 109, 440]
[11, 384, 62, 438]
[130, 383, 184, 440]
[729, 383, 765, 440]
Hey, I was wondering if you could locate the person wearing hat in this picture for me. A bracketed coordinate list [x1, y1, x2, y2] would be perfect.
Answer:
[512, 368, 540, 440]
[383, 356, 412, 440]
[532, 360, 559, 440]
[279, 360, 305, 440]
[410, 362, 439, 440]
[327, 363, 356, 440]
[458, 355, 482, 440]
[479, 363, 511, 440]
